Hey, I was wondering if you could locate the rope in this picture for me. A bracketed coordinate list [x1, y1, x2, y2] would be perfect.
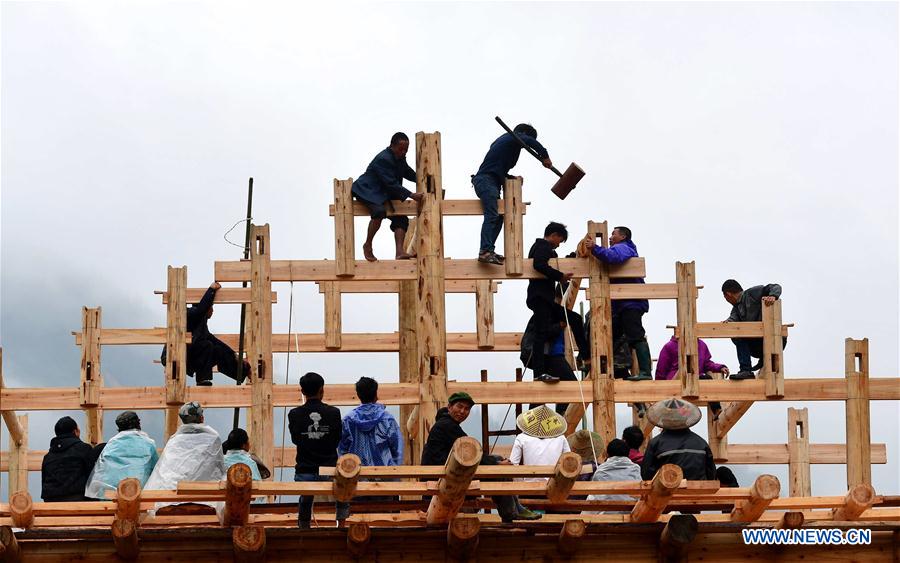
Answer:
[223, 217, 253, 249]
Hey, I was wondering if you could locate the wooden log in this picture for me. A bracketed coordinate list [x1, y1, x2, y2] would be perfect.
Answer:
[9, 492, 33, 529]
[317, 279, 499, 294]
[845, 338, 871, 488]
[6, 415, 27, 500]
[79, 307, 103, 445]
[776, 511, 805, 529]
[328, 198, 522, 217]
[0, 349, 25, 449]
[346, 522, 371, 558]
[587, 221, 615, 446]
[503, 177, 524, 276]
[706, 383, 727, 461]
[111, 517, 139, 560]
[631, 464, 683, 522]
[696, 322, 790, 339]
[714, 400, 752, 439]
[761, 300, 784, 398]
[426, 437, 482, 524]
[558, 519, 585, 557]
[232, 525, 266, 563]
[164, 266, 187, 440]
[223, 463, 253, 526]
[832, 483, 876, 520]
[398, 279, 418, 464]
[731, 475, 780, 522]
[0, 526, 20, 563]
[248, 225, 274, 479]
[675, 262, 699, 399]
[447, 516, 480, 561]
[333, 178, 356, 277]
[787, 407, 811, 497]
[158, 288, 276, 304]
[475, 279, 495, 349]
[659, 513, 698, 563]
[116, 478, 142, 522]
[546, 452, 583, 503]
[333, 454, 362, 502]
[323, 281, 342, 349]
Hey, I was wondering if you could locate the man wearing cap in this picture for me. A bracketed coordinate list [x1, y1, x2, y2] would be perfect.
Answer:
[641, 399, 716, 481]
[584, 439, 642, 514]
[85, 412, 159, 499]
[41, 416, 103, 502]
[509, 405, 571, 483]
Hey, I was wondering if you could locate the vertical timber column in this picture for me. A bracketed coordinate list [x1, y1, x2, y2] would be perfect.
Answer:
[334, 178, 356, 277]
[588, 221, 615, 447]
[164, 266, 187, 439]
[475, 280, 495, 349]
[675, 262, 699, 399]
[845, 338, 871, 488]
[79, 307, 104, 445]
[8, 414, 28, 500]
[761, 300, 784, 398]
[707, 372, 728, 461]
[249, 224, 274, 476]
[413, 132, 449, 456]
[323, 282, 342, 349]
[787, 407, 811, 497]
[398, 279, 418, 464]
[503, 177, 524, 276]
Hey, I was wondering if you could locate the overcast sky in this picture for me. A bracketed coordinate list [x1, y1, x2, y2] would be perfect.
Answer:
[1, 2, 897, 500]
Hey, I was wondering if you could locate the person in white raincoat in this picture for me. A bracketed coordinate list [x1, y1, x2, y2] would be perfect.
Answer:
[584, 439, 642, 514]
[85, 411, 158, 499]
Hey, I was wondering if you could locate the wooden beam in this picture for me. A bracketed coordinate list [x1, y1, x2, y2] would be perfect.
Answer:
[232, 525, 265, 562]
[333, 454, 361, 502]
[546, 452, 582, 503]
[845, 338, 871, 488]
[323, 281, 341, 349]
[248, 225, 274, 477]
[116, 478, 141, 522]
[333, 178, 356, 277]
[346, 522, 371, 557]
[776, 511, 805, 529]
[111, 517, 139, 560]
[631, 465, 683, 522]
[223, 463, 253, 526]
[695, 322, 790, 339]
[675, 262, 699, 399]
[158, 288, 277, 304]
[426, 437, 482, 525]
[558, 519, 586, 557]
[0, 349, 25, 448]
[761, 300, 785, 398]
[9, 492, 32, 529]
[0, 526, 20, 563]
[164, 266, 187, 439]
[447, 516, 480, 561]
[787, 407, 811, 497]
[316, 279, 500, 294]
[659, 514, 697, 563]
[79, 307, 103, 445]
[587, 221, 615, 447]
[714, 400, 752, 439]
[706, 374, 727, 461]
[475, 280, 495, 349]
[832, 483, 876, 520]
[398, 279, 418, 464]
[502, 177, 524, 276]
[328, 198, 524, 217]
[731, 475, 780, 522]
[7, 415, 27, 500]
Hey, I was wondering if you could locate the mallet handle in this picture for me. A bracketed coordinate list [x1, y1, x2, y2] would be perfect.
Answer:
[495, 116, 563, 177]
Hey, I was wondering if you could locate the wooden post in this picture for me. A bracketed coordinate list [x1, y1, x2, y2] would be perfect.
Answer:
[333, 454, 361, 502]
[223, 463, 253, 526]
[845, 338, 871, 488]
[79, 307, 104, 445]
[707, 373, 727, 462]
[248, 225, 274, 477]
[232, 526, 266, 563]
[731, 474, 780, 522]
[503, 177, 524, 276]
[398, 279, 418, 464]
[426, 436, 482, 525]
[832, 483, 876, 521]
[334, 178, 356, 277]
[558, 519, 586, 557]
[347, 522, 371, 558]
[659, 514, 697, 563]
[413, 132, 449, 456]
[9, 492, 33, 529]
[631, 464, 682, 523]
[787, 407, 811, 497]
[761, 300, 784, 398]
[475, 279, 495, 349]
[588, 221, 615, 446]
[480, 369, 490, 450]
[111, 518, 139, 560]
[546, 452, 582, 503]
[7, 415, 27, 501]
[447, 516, 480, 561]
[323, 281, 342, 349]
[776, 512, 805, 529]
[164, 266, 187, 439]
[0, 349, 26, 451]
[116, 478, 142, 522]
[675, 262, 699, 399]
[0, 526, 20, 563]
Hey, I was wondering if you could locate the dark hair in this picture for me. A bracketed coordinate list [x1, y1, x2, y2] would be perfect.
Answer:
[544, 221, 568, 241]
[613, 226, 632, 241]
[223, 428, 250, 454]
[606, 438, 630, 458]
[622, 425, 644, 450]
[356, 377, 378, 403]
[54, 416, 77, 437]
[390, 132, 409, 146]
[115, 411, 141, 432]
[721, 279, 743, 293]
[513, 123, 538, 139]
[716, 466, 739, 487]
[299, 372, 325, 396]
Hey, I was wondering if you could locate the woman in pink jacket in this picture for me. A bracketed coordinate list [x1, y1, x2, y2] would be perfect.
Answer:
[655, 336, 729, 417]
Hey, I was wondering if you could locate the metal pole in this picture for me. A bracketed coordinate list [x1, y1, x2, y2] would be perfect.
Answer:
[233, 178, 253, 430]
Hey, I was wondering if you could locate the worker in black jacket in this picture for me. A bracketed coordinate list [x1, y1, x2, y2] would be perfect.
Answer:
[41, 416, 102, 502]
[525, 222, 588, 381]
[641, 399, 716, 481]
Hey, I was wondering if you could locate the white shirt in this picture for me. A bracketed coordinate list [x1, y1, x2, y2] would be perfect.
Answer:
[509, 434, 571, 482]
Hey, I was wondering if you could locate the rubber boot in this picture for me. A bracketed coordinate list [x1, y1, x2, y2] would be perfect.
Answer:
[626, 340, 653, 381]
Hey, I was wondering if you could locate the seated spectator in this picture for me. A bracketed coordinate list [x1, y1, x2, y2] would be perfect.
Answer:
[656, 332, 729, 417]
[339, 377, 403, 466]
[509, 405, 571, 482]
[85, 411, 159, 500]
[622, 425, 645, 466]
[567, 430, 603, 478]
[641, 399, 716, 481]
[222, 428, 269, 481]
[584, 439, 642, 514]
[41, 416, 102, 502]
[721, 279, 786, 380]
[716, 466, 739, 488]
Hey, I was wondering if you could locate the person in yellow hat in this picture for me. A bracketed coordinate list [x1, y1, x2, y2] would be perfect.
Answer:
[509, 405, 571, 483]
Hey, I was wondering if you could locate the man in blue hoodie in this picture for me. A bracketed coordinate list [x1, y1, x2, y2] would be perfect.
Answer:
[339, 377, 403, 466]
[588, 226, 652, 381]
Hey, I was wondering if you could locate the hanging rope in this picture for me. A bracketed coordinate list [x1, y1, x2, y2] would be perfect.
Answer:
[223, 217, 254, 249]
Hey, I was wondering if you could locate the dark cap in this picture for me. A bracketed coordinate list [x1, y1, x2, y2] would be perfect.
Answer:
[115, 411, 141, 431]
[448, 392, 475, 406]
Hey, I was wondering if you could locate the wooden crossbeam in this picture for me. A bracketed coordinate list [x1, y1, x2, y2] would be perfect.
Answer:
[695, 322, 790, 338]
[157, 288, 277, 304]
[315, 280, 500, 293]
[328, 199, 526, 217]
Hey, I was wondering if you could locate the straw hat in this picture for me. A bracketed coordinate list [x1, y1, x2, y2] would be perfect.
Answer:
[646, 398, 701, 430]
[567, 430, 604, 462]
[516, 405, 567, 439]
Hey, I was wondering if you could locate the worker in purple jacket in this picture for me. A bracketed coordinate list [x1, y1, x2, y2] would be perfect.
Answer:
[656, 334, 729, 418]
[587, 226, 651, 381]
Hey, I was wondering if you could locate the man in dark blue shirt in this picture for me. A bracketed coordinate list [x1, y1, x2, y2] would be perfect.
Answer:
[472, 124, 552, 264]
[351, 132, 424, 261]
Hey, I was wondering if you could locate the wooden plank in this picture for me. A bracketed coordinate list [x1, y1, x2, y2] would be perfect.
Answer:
[676, 262, 699, 398]
[845, 338, 871, 488]
[502, 177, 524, 276]
[315, 280, 500, 294]
[248, 225, 274, 478]
[475, 280, 495, 349]
[328, 199, 524, 217]
[587, 283, 680, 300]
[7, 415, 27, 500]
[787, 407, 811, 497]
[696, 322, 790, 339]
[158, 288, 277, 304]
[398, 280, 418, 464]
[164, 267, 187, 439]
[333, 178, 356, 277]
[323, 282, 341, 349]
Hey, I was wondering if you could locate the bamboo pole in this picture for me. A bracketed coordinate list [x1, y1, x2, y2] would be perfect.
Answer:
[426, 437, 482, 524]
[631, 464, 683, 522]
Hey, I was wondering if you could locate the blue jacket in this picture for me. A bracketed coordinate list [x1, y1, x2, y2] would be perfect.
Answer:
[591, 240, 649, 314]
[351, 148, 416, 204]
[84, 430, 159, 500]
[339, 403, 403, 466]
[475, 133, 548, 182]
[223, 450, 263, 481]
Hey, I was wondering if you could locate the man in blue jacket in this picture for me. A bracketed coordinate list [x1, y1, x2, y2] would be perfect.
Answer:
[588, 226, 652, 381]
[339, 377, 402, 466]
[352, 132, 424, 262]
[473, 124, 553, 265]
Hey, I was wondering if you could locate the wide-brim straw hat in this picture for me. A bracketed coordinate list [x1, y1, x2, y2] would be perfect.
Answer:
[567, 430, 604, 462]
[516, 405, 567, 439]
[647, 398, 701, 430]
